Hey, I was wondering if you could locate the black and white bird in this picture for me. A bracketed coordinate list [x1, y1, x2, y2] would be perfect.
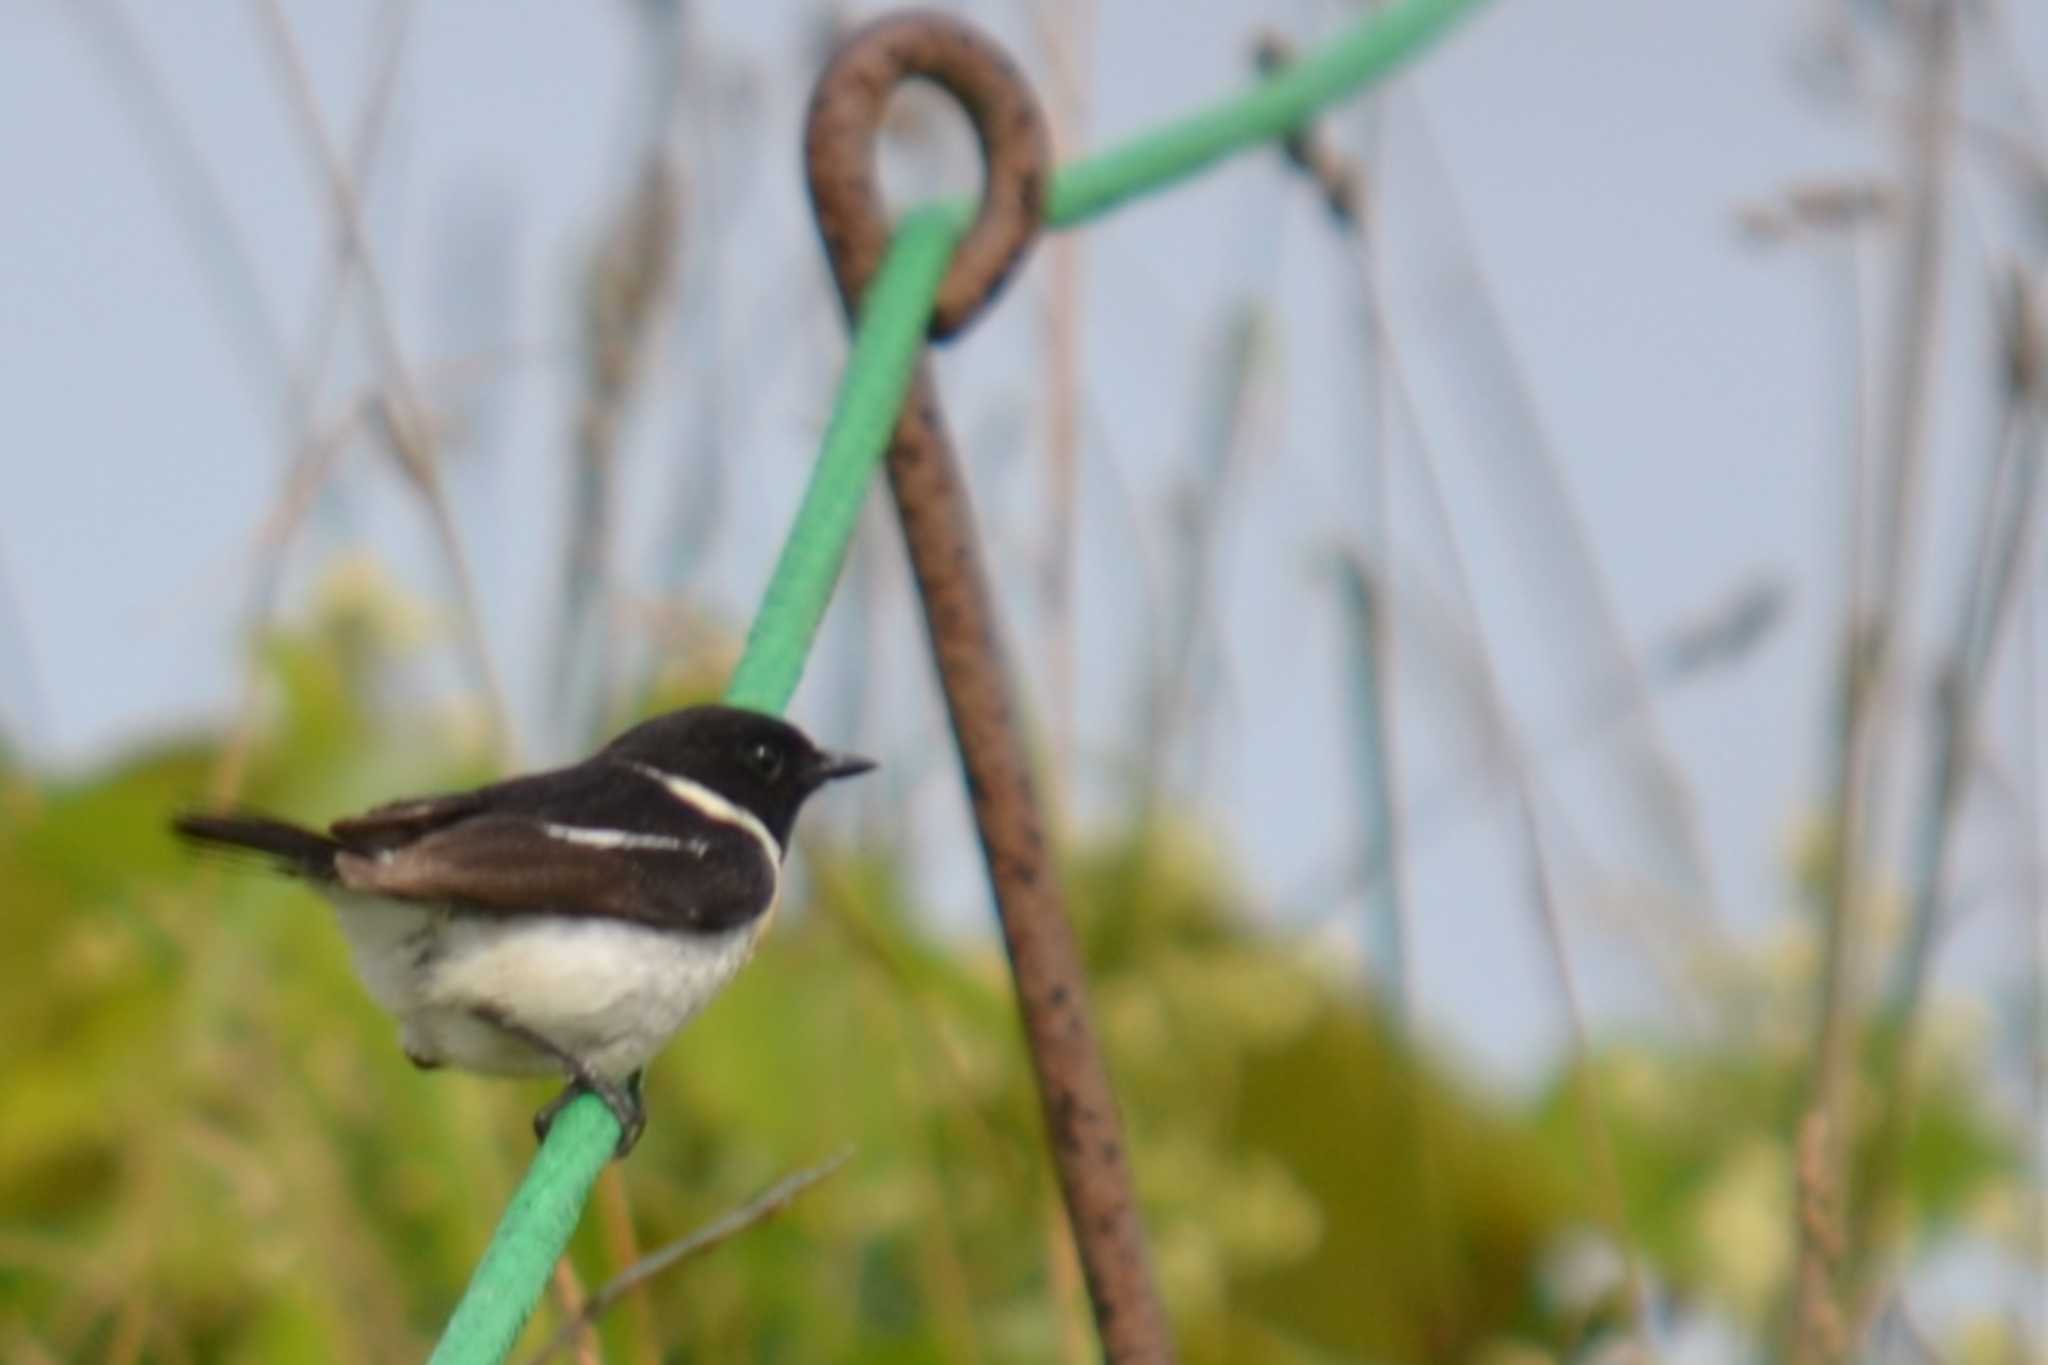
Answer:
[173, 704, 874, 1154]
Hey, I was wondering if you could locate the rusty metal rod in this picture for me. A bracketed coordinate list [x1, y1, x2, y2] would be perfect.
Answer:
[804, 13, 1176, 1362]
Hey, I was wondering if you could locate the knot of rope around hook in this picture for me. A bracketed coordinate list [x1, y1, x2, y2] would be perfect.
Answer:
[803, 10, 1051, 339]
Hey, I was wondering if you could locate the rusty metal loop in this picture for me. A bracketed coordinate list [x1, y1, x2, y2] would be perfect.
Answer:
[804, 13, 1173, 1362]
[804, 10, 1050, 340]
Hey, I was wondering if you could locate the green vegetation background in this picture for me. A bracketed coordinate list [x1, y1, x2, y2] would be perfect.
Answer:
[0, 595, 2019, 1363]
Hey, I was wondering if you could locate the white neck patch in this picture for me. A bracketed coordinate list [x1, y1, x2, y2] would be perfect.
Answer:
[624, 761, 782, 867]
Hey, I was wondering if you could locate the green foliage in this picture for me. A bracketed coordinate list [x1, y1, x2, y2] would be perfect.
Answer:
[1525, 1001, 2017, 1335]
[0, 614, 2022, 1361]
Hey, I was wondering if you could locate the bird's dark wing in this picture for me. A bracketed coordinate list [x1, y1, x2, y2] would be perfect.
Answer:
[327, 759, 635, 850]
[329, 789, 490, 849]
[334, 814, 775, 932]
[175, 769, 565, 879]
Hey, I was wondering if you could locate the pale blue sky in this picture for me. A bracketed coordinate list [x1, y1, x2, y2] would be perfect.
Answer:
[1, 0, 2042, 1161]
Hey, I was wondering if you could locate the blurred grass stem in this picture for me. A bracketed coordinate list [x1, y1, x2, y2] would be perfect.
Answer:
[68, 0, 287, 415]
[1793, 3, 1957, 1358]
[1853, 291, 2044, 1294]
[544, 1262, 599, 1365]
[1367, 267, 1657, 1355]
[251, 0, 511, 765]
[247, 0, 417, 635]
[1028, 0, 1097, 821]
[552, 149, 681, 740]
[213, 0, 418, 805]
[1405, 106, 1722, 917]
[523, 1151, 850, 1365]
[1138, 308, 1264, 813]
[1257, 30, 1418, 1021]
[0, 542, 51, 754]
[2026, 573, 2045, 1354]
[594, 1165, 659, 1365]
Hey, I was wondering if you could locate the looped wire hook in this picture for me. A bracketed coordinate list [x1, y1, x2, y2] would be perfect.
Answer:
[802, 13, 1175, 1364]
[804, 11, 1050, 338]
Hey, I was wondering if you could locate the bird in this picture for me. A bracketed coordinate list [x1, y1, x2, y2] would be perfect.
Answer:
[172, 704, 874, 1155]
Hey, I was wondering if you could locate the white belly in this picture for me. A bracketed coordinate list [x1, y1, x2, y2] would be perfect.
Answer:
[328, 893, 768, 1080]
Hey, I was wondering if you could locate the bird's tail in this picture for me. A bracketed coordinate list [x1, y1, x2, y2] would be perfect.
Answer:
[171, 812, 342, 881]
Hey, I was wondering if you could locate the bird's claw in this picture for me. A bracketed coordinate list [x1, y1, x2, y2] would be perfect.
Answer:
[534, 1069, 645, 1158]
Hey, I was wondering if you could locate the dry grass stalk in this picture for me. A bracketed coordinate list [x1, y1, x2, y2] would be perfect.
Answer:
[1733, 180, 1896, 244]
[208, 348, 544, 805]
[2025, 573, 2046, 1358]
[204, 2, 415, 803]
[2001, 266, 2043, 404]
[0, 542, 49, 751]
[554, 150, 683, 726]
[585, 158, 681, 428]
[68, 0, 287, 409]
[1846, 259, 2046, 1327]
[547, 1260, 601, 1365]
[595, 1165, 659, 1365]
[69, 0, 410, 795]
[1795, 1109, 1848, 1363]
[247, 0, 417, 627]
[1139, 307, 1266, 813]
[1260, 60, 1670, 1347]
[1388, 100, 1728, 924]
[1252, 33, 1366, 226]
[524, 1152, 851, 1365]
[1342, 238, 1658, 1359]
[1793, 5, 1958, 1357]
[250, 0, 511, 764]
[1029, 0, 1096, 821]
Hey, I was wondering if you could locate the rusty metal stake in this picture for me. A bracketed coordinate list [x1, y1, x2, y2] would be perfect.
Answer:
[805, 14, 1176, 1363]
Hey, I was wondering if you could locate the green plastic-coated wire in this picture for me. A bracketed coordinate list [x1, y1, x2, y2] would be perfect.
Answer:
[423, 210, 959, 1365]
[427, 1101, 614, 1365]
[429, 0, 1486, 1357]
[1046, 0, 1486, 227]
[724, 207, 967, 712]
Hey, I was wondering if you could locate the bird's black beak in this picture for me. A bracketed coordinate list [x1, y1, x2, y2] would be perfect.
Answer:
[812, 750, 877, 783]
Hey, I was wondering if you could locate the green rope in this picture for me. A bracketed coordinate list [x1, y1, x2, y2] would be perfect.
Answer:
[429, 0, 1487, 1357]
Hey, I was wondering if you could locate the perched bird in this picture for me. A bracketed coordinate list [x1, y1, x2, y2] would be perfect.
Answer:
[173, 704, 874, 1154]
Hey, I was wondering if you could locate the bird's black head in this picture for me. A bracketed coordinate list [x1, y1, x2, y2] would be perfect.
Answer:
[602, 705, 875, 849]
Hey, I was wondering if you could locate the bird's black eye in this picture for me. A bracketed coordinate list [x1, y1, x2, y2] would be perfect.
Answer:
[743, 740, 785, 782]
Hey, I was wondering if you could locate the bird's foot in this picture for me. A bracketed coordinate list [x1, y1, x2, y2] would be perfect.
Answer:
[469, 1007, 646, 1158]
[534, 1069, 645, 1158]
